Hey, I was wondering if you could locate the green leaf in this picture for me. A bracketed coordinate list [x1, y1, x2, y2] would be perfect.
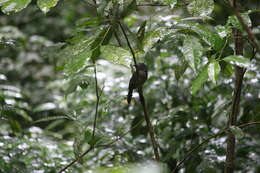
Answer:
[174, 60, 188, 81]
[164, 0, 177, 8]
[136, 21, 146, 50]
[59, 35, 95, 76]
[187, 0, 214, 17]
[90, 25, 115, 60]
[227, 13, 252, 31]
[0, 0, 31, 14]
[182, 36, 203, 72]
[121, 0, 137, 18]
[191, 64, 208, 95]
[64, 49, 93, 76]
[230, 126, 245, 140]
[192, 25, 224, 51]
[222, 55, 251, 68]
[208, 60, 220, 84]
[142, 28, 163, 53]
[215, 25, 232, 38]
[37, 0, 59, 13]
[100, 45, 132, 67]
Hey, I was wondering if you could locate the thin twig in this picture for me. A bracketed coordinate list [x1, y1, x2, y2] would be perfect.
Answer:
[119, 20, 160, 161]
[118, 21, 137, 66]
[58, 118, 145, 173]
[92, 64, 100, 138]
[172, 121, 260, 173]
[137, 4, 168, 7]
[138, 89, 160, 161]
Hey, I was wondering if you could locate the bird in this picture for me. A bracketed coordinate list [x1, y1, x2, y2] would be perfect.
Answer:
[127, 63, 148, 104]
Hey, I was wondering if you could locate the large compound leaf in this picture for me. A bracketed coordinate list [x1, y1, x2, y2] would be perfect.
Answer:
[0, 0, 31, 14]
[100, 45, 132, 67]
[37, 0, 59, 13]
[188, 0, 214, 17]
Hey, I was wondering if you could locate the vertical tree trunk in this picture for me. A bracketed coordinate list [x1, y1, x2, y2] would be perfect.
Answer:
[225, 1, 244, 172]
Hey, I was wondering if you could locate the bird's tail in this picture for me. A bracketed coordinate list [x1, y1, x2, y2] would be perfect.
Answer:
[127, 89, 133, 104]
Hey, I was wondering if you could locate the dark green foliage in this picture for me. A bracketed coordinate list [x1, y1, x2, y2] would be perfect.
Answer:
[0, 0, 260, 172]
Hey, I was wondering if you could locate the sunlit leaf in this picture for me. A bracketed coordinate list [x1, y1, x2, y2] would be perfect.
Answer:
[191, 64, 208, 95]
[208, 60, 220, 84]
[223, 55, 251, 68]
[37, 0, 59, 13]
[182, 36, 203, 72]
[100, 45, 132, 67]
[230, 126, 245, 140]
[187, 0, 214, 17]
[0, 0, 31, 14]
[215, 25, 232, 38]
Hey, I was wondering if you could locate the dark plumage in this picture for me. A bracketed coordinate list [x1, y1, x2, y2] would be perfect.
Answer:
[127, 63, 148, 104]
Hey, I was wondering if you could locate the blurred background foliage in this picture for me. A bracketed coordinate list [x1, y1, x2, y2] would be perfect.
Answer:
[0, 0, 260, 172]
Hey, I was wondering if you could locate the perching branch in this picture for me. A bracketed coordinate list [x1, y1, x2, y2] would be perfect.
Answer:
[119, 20, 160, 161]
[118, 21, 137, 66]
[172, 121, 260, 173]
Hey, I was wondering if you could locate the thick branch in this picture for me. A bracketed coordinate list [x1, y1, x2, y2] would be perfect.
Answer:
[225, 1, 244, 172]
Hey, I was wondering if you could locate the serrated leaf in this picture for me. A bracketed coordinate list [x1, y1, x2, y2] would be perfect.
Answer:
[37, 0, 59, 13]
[0, 0, 31, 14]
[191, 64, 208, 95]
[182, 36, 203, 72]
[223, 55, 251, 68]
[100, 45, 132, 67]
[187, 0, 214, 17]
[230, 126, 244, 140]
[208, 60, 220, 84]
